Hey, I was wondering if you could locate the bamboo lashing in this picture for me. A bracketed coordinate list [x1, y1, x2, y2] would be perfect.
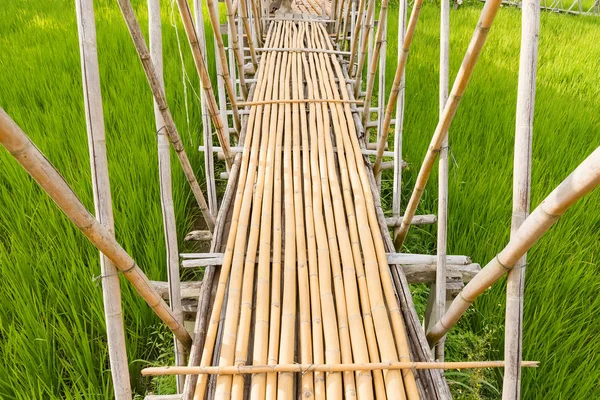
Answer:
[503, 0, 539, 396]
[427, 147, 600, 345]
[0, 108, 192, 349]
[75, 0, 131, 397]
[387, 0, 504, 249]
[114, 0, 217, 231]
[144, 360, 540, 375]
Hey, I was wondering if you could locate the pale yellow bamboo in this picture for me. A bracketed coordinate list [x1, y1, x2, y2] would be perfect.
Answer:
[223, 0, 249, 99]
[144, 360, 540, 375]
[391, 0, 504, 249]
[428, 147, 600, 345]
[193, 21, 280, 399]
[347, 0, 367, 77]
[354, 0, 376, 96]
[0, 108, 192, 349]
[237, 98, 362, 106]
[203, 0, 243, 132]
[238, 0, 259, 68]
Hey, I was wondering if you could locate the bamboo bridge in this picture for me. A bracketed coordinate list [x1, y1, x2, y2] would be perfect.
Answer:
[0, 0, 598, 398]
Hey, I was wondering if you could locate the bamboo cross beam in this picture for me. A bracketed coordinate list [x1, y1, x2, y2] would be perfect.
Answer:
[0, 108, 193, 349]
[389, 0, 504, 249]
[427, 147, 600, 345]
[114, 0, 217, 231]
[142, 360, 540, 375]
[254, 47, 351, 55]
[237, 98, 363, 106]
[75, 0, 131, 397]
[174, 0, 236, 164]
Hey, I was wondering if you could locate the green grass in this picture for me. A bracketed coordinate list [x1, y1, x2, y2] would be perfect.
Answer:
[0, 0, 599, 398]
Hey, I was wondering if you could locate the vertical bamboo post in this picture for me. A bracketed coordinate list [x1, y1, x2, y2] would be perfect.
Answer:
[428, 147, 600, 345]
[376, 12, 387, 158]
[75, 0, 131, 398]
[392, 0, 407, 237]
[503, 0, 539, 397]
[148, 0, 185, 392]
[0, 108, 193, 348]
[223, 0, 250, 99]
[389, 0, 504, 250]
[193, 0, 218, 215]
[114, 0, 217, 231]
[347, 0, 366, 77]
[353, 0, 376, 96]
[434, 0, 450, 362]
[239, 0, 259, 68]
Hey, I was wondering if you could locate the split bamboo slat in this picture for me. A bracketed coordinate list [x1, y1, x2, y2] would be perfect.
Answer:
[427, 147, 600, 345]
[503, 0, 539, 396]
[75, 0, 131, 397]
[148, 0, 185, 392]
[390, 0, 505, 249]
[114, 0, 217, 231]
[185, 19, 441, 399]
[0, 108, 192, 349]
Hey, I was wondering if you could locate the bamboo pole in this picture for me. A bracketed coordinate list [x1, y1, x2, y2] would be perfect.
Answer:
[193, 21, 282, 400]
[0, 108, 192, 348]
[503, 0, 539, 396]
[361, 0, 389, 127]
[371, 0, 424, 179]
[75, 0, 131, 397]
[144, 360, 540, 375]
[149, 0, 185, 391]
[353, 0, 376, 96]
[203, 0, 243, 134]
[389, 0, 505, 249]
[174, 0, 236, 164]
[238, 98, 362, 106]
[347, 0, 366, 77]
[114, 0, 217, 231]
[238, 0, 259, 68]
[193, 0, 218, 216]
[427, 147, 600, 345]
[433, 0, 450, 362]
[223, 0, 250, 99]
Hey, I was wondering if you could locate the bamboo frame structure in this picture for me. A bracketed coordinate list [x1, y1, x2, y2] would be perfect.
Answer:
[0, 108, 192, 348]
[390, 0, 504, 249]
[427, 147, 600, 345]
[75, 0, 131, 397]
[223, 0, 250, 99]
[149, 0, 185, 392]
[114, 0, 217, 231]
[503, 0, 539, 396]
[353, 0, 376, 96]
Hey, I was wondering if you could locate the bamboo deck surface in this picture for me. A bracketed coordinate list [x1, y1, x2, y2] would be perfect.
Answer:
[189, 18, 449, 400]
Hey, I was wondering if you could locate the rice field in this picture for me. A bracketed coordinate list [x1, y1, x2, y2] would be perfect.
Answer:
[0, 0, 598, 399]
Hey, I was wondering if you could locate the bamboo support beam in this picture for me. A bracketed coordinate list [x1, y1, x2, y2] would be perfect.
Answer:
[148, 0, 185, 391]
[0, 108, 192, 349]
[238, 0, 259, 68]
[238, 98, 362, 106]
[144, 361, 539, 376]
[391, 0, 504, 249]
[353, 0, 376, 96]
[503, 0, 539, 396]
[347, 0, 366, 77]
[427, 147, 600, 345]
[114, 0, 217, 231]
[223, 0, 250, 99]
[75, 0, 131, 397]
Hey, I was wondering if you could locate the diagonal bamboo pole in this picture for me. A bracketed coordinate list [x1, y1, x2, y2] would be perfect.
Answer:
[114, 0, 217, 231]
[503, 0, 539, 396]
[238, 0, 259, 68]
[223, 0, 250, 99]
[371, 0, 424, 178]
[174, 0, 237, 161]
[427, 147, 600, 345]
[0, 108, 192, 349]
[389, 0, 504, 249]
[347, 0, 367, 77]
[75, 0, 131, 397]
[353, 0, 376, 96]
[148, 0, 185, 392]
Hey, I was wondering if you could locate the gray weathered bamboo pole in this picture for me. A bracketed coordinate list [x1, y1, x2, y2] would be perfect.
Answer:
[503, 0, 539, 396]
[435, 0, 450, 362]
[389, 0, 504, 250]
[114, 0, 217, 231]
[193, 0, 218, 216]
[392, 0, 407, 238]
[427, 147, 600, 345]
[174, 0, 237, 164]
[148, 0, 185, 392]
[0, 108, 193, 349]
[75, 0, 131, 398]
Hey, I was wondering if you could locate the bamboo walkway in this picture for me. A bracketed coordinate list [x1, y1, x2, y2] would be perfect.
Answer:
[182, 18, 448, 399]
